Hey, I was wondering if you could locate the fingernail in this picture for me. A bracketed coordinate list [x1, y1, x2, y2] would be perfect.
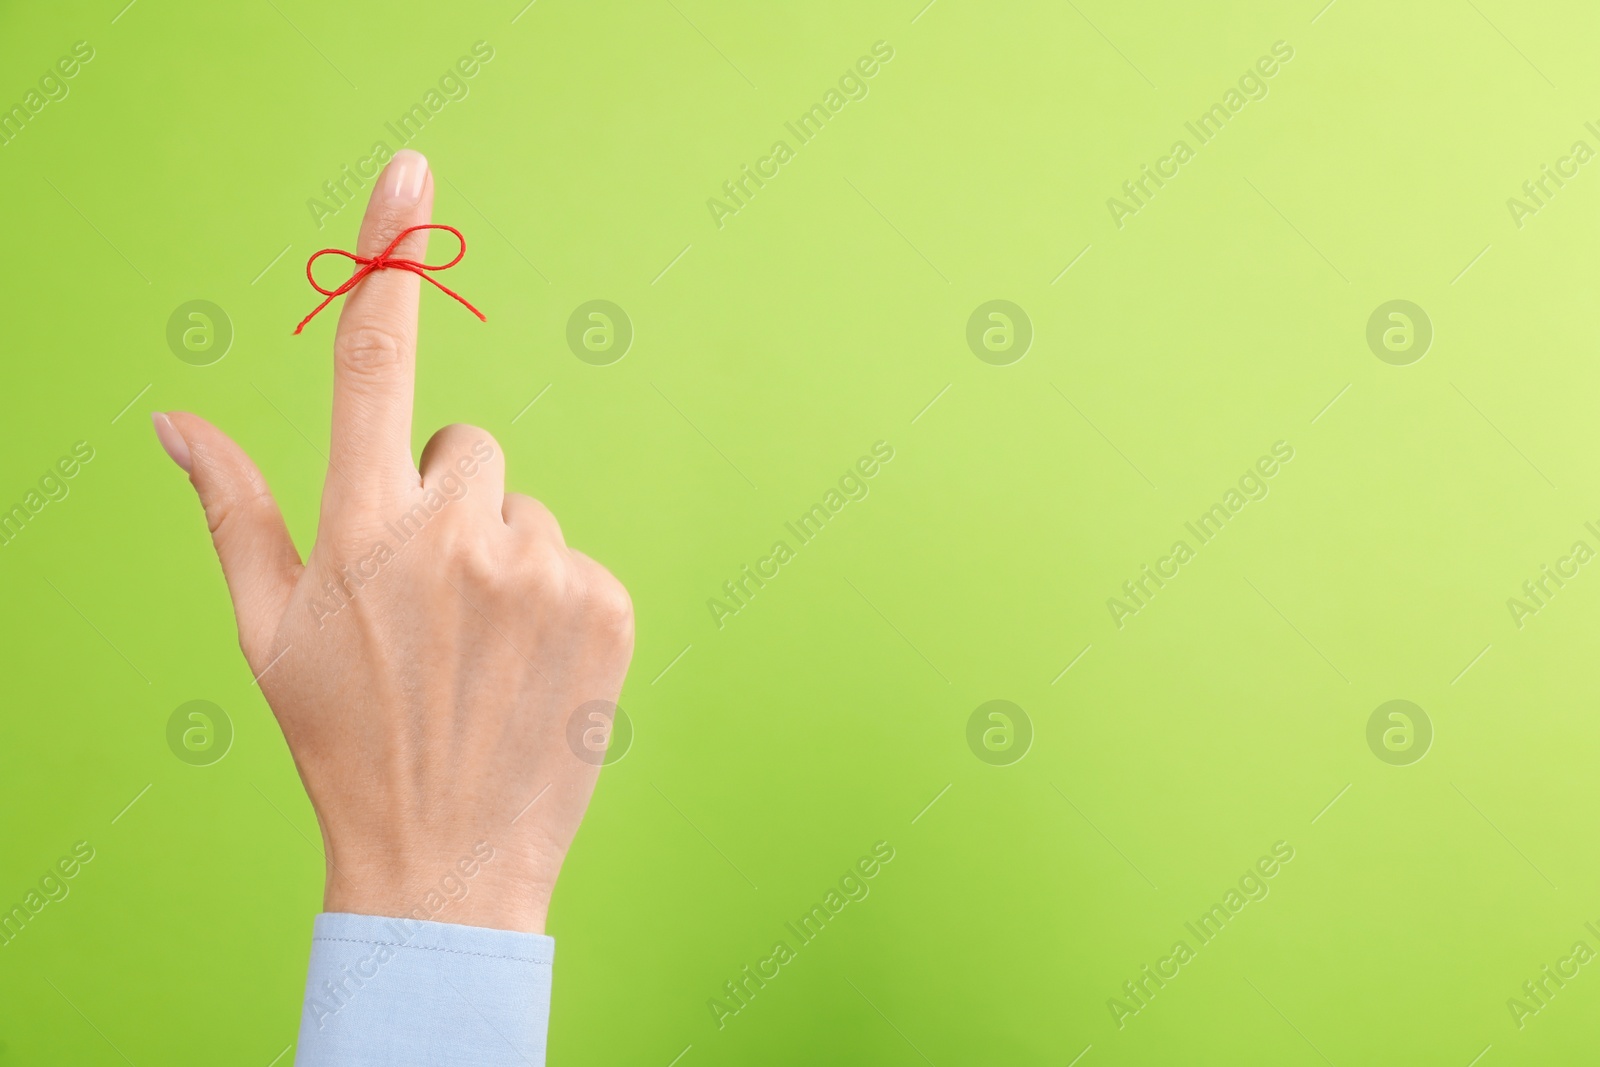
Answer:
[151, 412, 192, 472]
[380, 149, 428, 206]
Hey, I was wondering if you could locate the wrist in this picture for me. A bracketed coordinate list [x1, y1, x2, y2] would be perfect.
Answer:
[321, 839, 556, 935]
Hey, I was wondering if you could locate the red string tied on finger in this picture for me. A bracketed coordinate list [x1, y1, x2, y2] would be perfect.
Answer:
[293, 223, 487, 335]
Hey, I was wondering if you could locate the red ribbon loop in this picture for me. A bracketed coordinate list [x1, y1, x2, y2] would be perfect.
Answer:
[293, 223, 486, 335]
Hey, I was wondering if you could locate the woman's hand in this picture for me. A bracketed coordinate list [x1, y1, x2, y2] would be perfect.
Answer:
[150, 149, 634, 934]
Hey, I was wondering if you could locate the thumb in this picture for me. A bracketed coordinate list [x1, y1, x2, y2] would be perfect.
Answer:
[153, 411, 302, 665]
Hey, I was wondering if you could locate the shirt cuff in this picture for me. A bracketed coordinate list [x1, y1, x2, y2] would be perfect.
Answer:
[295, 912, 554, 1066]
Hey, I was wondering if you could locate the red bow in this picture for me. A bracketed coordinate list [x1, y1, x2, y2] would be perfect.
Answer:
[293, 223, 487, 335]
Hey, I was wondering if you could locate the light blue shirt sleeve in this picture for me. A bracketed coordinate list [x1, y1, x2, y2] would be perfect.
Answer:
[295, 912, 554, 1066]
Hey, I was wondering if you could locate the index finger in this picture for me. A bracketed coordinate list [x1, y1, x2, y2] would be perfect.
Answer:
[327, 149, 434, 494]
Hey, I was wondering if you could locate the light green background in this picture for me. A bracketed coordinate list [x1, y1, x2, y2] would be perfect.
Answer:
[4, 0, 1600, 1063]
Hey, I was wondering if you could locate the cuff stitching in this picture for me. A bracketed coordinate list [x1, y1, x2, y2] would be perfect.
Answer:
[312, 935, 553, 966]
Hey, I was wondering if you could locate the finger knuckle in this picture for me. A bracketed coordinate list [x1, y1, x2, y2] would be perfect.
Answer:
[421, 508, 487, 573]
[510, 496, 564, 543]
[204, 485, 274, 540]
[460, 547, 499, 588]
[423, 424, 503, 488]
[449, 424, 499, 458]
[430, 422, 493, 449]
[441, 547, 496, 598]
[582, 569, 635, 644]
[338, 326, 408, 381]
[524, 545, 575, 601]
[367, 211, 416, 251]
